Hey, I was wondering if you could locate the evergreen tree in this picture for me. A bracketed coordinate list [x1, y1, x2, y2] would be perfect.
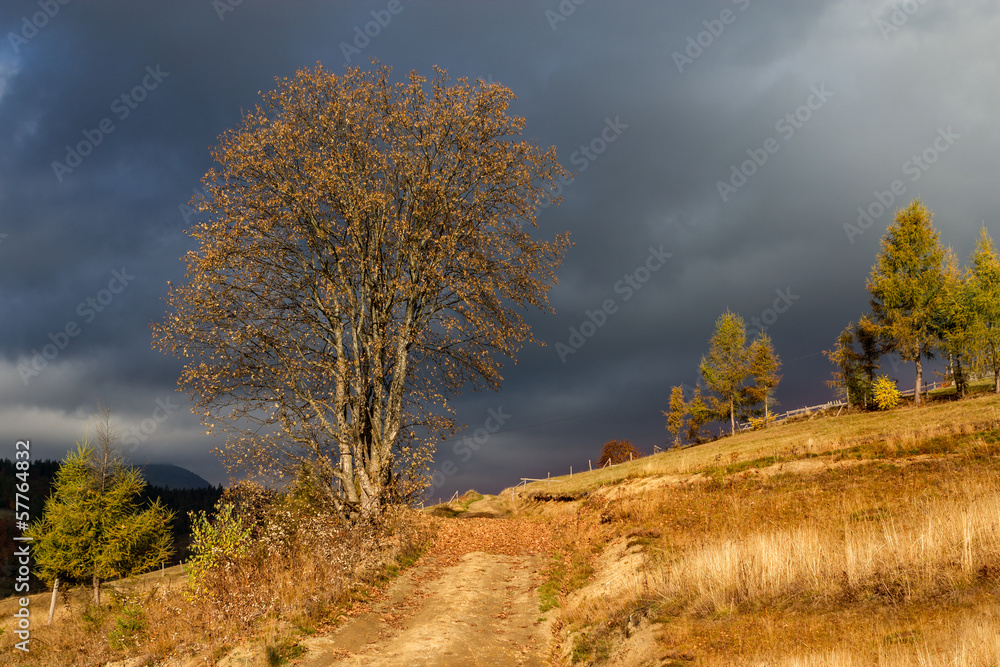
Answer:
[664, 385, 687, 447]
[867, 199, 946, 406]
[968, 226, 1000, 393]
[934, 249, 976, 397]
[662, 384, 715, 446]
[27, 414, 174, 608]
[825, 323, 863, 406]
[826, 317, 891, 409]
[685, 387, 715, 443]
[744, 334, 782, 421]
[700, 310, 751, 434]
[855, 315, 889, 404]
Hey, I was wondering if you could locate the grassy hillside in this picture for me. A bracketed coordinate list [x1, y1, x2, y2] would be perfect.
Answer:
[508, 391, 1000, 665]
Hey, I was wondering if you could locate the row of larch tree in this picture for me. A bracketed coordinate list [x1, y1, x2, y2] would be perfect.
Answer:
[827, 199, 1000, 406]
[660, 198, 1000, 448]
[665, 312, 782, 445]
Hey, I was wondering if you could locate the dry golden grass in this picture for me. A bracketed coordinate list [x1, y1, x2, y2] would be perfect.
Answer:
[516, 390, 1000, 499]
[754, 611, 1000, 666]
[533, 407, 1000, 665]
[652, 475, 1000, 613]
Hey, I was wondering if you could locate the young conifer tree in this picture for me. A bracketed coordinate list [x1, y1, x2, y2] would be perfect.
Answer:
[700, 310, 751, 434]
[28, 409, 174, 609]
[935, 248, 975, 397]
[745, 334, 781, 421]
[664, 385, 688, 447]
[867, 199, 946, 405]
[969, 226, 1000, 393]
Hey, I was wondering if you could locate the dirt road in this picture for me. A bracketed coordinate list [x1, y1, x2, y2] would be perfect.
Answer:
[297, 502, 557, 667]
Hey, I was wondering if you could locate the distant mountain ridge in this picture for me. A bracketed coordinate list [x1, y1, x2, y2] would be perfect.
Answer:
[138, 463, 212, 489]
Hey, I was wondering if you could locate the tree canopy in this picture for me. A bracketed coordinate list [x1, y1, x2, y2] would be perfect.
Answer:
[968, 226, 1000, 393]
[867, 199, 945, 405]
[832, 202, 1000, 408]
[664, 384, 714, 445]
[699, 310, 751, 435]
[28, 435, 174, 605]
[152, 63, 569, 518]
[686, 310, 783, 437]
[824, 316, 886, 408]
[934, 248, 976, 397]
[744, 334, 781, 421]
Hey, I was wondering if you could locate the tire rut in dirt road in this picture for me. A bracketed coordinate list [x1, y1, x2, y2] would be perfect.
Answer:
[297, 517, 557, 667]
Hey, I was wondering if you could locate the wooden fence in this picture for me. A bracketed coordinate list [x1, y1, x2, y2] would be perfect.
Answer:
[735, 380, 948, 432]
[506, 380, 950, 497]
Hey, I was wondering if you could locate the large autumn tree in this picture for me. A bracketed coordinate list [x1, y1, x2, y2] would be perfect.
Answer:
[152, 64, 569, 519]
[867, 199, 945, 406]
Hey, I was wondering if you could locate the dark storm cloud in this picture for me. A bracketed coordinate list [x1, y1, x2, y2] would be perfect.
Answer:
[1, 1, 998, 496]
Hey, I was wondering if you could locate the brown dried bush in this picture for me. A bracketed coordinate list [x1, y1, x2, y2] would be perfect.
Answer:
[597, 439, 644, 467]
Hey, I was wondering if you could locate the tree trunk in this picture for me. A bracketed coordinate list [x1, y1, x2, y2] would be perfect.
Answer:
[955, 354, 966, 398]
[729, 399, 735, 435]
[93, 574, 100, 605]
[914, 357, 923, 406]
[991, 344, 1000, 394]
[47, 577, 59, 625]
[994, 348, 1000, 393]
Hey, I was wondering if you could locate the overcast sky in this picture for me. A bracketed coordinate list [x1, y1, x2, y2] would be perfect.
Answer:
[1, 0, 997, 498]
